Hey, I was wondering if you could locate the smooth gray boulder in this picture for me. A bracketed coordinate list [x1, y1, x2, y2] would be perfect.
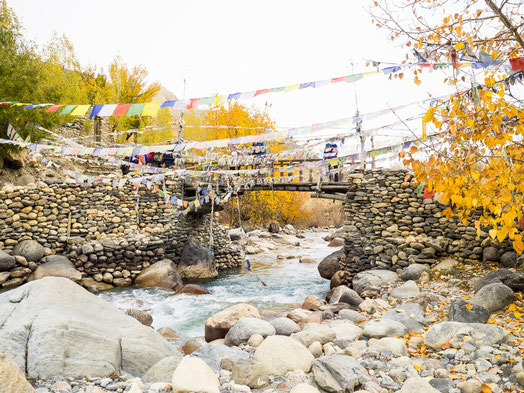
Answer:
[337, 309, 368, 324]
[134, 259, 182, 290]
[224, 318, 275, 347]
[328, 285, 363, 307]
[369, 337, 408, 357]
[400, 264, 429, 281]
[12, 240, 45, 262]
[474, 269, 515, 292]
[363, 320, 409, 338]
[389, 281, 420, 299]
[192, 344, 249, 373]
[231, 358, 269, 389]
[0, 277, 177, 379]
[382, 303, 426, 333]
[0, 250, 15, 272]
[471, 283, 517, 312]
[312, 355, 368, 393]
[352, 270, 398, 296]
[318, 250, 342, 280]
[178, 239, 217, 279]
[27, 255, 82, 283]
[424, 322, 508, 350]
[269, 317, 300, 336]
[254, 335, 314, 376]
[143, 355, 183, 384]
[448, 299, 490, 324]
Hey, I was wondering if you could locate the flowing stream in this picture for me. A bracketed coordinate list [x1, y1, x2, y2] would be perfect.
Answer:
[99, 231, 338, 340]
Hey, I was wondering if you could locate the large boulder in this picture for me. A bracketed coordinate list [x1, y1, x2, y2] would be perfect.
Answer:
[12, 240, 45, 262]
[424, 322, 508, 350]
[27, 255, 82, 283]
[389, 281, 420, 299]
[178, 239, 217, 280]
[0, 352, 35, 393]
[143, 355, 183, 384]
[352, 270, 398, 296]
[192, 343, 249, 373]
[362, 320, 409, 338]
[448, 299, 490, 324]
[0, 250, 15, 272]
[312, 355, 368, 393]
[205, 303, 260, 342]
[0, 277, 177, 379]
[269, 317, 300, 336]
[471, 283, 517, 312]
[134, 259, 182, 290]
[318, 250, 342, 280]
[224, 318, 275, 347]
[171, 356, 219, 393]
[474, 269, 524, 293]
[254, 335, 315, 376]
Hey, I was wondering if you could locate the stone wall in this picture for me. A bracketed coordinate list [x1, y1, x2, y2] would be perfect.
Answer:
[0, 181, 243, 289]
[340, 169, 516, 279]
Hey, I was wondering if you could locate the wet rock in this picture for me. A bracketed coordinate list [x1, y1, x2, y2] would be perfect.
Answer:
[352, 270, 398, 296]
[81, 277, 114, 293]
[205, 303, 260, 342]
[363, 320, 409, 338]
[27, 255, 82, 283]
[424, 322, 508, 350]
[173, 284, 211, 296]
[318, 250, 342, 280]
[312, 355, 367, 392]
[254, 335, 315, 376]
[178, 239, 217, 280]
[12, 240, 45, 262]
[471, 283, 517, 312]
[231, 358, 269, 389]
[134, 259, 182, 291]
[448, 299, 490, 324]
[125, 308, 153, 327]
[269, 317, 300, 336]
[192, 344, 249, 373]
[224, 318, 275, 347]
[171, 356, 219, 393]
[143, 355, 183, 384]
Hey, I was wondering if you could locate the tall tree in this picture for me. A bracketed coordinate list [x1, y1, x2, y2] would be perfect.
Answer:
[371, 0, 524, 253]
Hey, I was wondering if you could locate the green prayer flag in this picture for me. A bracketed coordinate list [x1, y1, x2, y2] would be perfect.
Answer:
[200, 97, 214, 105]
[60, 105, 77, 115]
[270, 87, 285, 93]
[127, 103, 146, 117]
[347, 73, 364, 82]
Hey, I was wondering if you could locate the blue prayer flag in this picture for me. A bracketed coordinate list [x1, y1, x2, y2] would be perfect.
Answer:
[89, 104, 104, 119]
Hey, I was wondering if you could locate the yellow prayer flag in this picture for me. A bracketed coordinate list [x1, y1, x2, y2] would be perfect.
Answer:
[142, 102, 160, 117]
[213, 95, 227, 106]
[70, 105, 91, 116]
[364, 70, 380, 75]
[284, 84, 300, 93]
[458, 62, 472, 69]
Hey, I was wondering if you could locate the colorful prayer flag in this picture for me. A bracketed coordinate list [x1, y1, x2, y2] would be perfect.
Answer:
[127, 103, 146, 117]
[59, 105, 77, 116]
[70, 105, 91, 117]
[142, 102, 160, 117]
[98, 104, 118, 117]
[113, 104, 131, 116]
[89, 104, 104, 119]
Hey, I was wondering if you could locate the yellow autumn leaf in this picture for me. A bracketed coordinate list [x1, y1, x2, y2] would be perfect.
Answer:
[514, 312, 524, 318]
[464, 304, 473, 310]
[489, 228, 497, 239]
[481, 383, 492, 393]
[455, 42, 465, 50]
[507, 304, 517, 312]
[413, 364, 421, 372]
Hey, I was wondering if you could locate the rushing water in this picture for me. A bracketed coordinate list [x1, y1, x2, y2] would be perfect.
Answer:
[99, 232, 338, 340]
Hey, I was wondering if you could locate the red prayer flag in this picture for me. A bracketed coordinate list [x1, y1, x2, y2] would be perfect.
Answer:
[509, 58, 524, 71]
[113, 104, 131, 116]
[331, 76, 348, 83]
[187, 98, 201, 109]
[46, 105, 63, 113]
[254, 89, 270, 96]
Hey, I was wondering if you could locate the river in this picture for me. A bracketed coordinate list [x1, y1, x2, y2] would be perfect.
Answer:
[99, 231, 338, 340]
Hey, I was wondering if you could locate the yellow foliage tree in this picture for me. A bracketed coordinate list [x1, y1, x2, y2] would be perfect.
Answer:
[372, 0, 524, 254]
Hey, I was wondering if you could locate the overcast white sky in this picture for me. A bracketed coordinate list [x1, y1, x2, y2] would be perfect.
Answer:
[9, 0, 454, 131]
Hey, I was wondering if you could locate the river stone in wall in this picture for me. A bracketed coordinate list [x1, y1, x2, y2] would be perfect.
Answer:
[178, 238, 218, 279]
[27, 255, 82, 283]
[0, 249, 15, 272]
[134, 259, 182, 290]
[0, 277, 178, 379]
[12, 240, 45, 262]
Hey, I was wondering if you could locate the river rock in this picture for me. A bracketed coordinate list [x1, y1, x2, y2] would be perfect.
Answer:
[318, 250, 342, 280]
[331, 322, 363, 341]
[269, 317, 300, 336]
[125, 309, 153, 327]
[381, 303, 425, 333]
[290, 383, 320, 393]
[432, 258, 459, 272]
[470, 283, 517, 312]
[134, 259, 182, 290]
[224, 318, 275, 346]
[0, 352, 35, 393]
[268, 222, 280, 233]
[178, 239, 217, 279]
[81, 277, 114, 293]
[337, 309, 368, 324]
[328, 285, 363, 307]
[424, 322, 508, 350]
[0, 250, 15, 272]
[192, 343, 249, 373]
[143, 355, 183, 384]
[448, 299, 490, 324]
[328, 237, 345, 247]
[389, 280, 420, 298]
[229, 228, 246, 241]
[483, 246, 500, 263]
[500, 251, 517, 267]
[0, 277, 177, 379]
[292, 323, 336, 347]
[473, 269, 515, 292]
[312, 355, 368, 393]
[399, 377, 440, 393]
[352, 270, 398, 296]
[182, 340, 201, 355]
[231, 358, 269, 389]
[173, 284, 211, 295]
[302, 295, 324, 310]
[12, 240, 45, 262]
[369, 337, 407, 357]
[205, 303, 261, 342]
[254, 335, 315, 376]
[157, 327, 179, 339]
[27, 255, 82, 283]
[363, 320, 409, 338]
[172, 356, 219, 393]
[400, 264, 429, 281]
